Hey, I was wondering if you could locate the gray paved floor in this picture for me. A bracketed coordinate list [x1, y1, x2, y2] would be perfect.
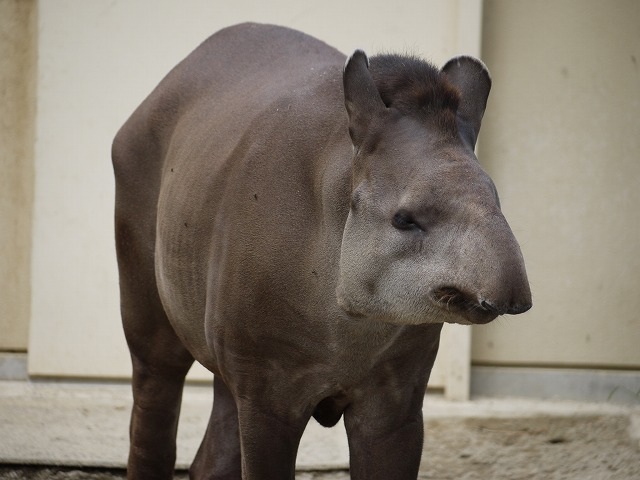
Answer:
[1, 380, 639, 479]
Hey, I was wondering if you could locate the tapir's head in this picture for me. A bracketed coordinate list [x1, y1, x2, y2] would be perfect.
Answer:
[336, 51, 531, 325]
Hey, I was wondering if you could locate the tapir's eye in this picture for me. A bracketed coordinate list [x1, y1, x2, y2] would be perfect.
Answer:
[392, 210, 423, 232]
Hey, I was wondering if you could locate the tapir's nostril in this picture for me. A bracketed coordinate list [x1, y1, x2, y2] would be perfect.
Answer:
[481, 299, 532, 316]
[480, 300, 500, 314]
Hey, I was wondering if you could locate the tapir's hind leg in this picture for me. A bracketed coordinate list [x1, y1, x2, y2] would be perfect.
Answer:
[190, 377, 242, 479]
[114, 148, 194, 479]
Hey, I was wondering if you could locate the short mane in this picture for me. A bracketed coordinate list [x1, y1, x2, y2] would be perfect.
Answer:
[368, 54, 460, 133]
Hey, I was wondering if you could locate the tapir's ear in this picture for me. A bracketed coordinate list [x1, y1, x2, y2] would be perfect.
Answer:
[343, 50, 386, 148]
[441, 56, 492, 150]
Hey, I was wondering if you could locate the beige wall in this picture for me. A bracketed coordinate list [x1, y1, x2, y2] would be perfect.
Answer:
[0, 0, 37, 351]
[473, 0, 640, 368]
[27, 0, 481, 392]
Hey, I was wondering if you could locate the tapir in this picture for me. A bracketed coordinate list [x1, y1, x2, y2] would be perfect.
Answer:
[112, 22, 531, 480]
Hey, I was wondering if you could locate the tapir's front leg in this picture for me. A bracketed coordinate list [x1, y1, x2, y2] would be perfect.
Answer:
[344, 383, 426, 480]
[190, 376, 242, 480]
[235, 396, 309, 480]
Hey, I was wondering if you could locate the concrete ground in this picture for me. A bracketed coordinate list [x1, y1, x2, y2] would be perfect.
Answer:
[1, 380, 639, 479]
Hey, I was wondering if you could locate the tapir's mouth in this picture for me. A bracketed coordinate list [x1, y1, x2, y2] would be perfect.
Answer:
[431, 286, 499, 325]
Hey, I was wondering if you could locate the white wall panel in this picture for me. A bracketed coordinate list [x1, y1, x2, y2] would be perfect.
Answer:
[473, 0, 640, 368]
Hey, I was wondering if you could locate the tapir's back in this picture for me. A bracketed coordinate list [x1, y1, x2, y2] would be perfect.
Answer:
[171, 22, 345, 109]
[114, 23, 346, 167]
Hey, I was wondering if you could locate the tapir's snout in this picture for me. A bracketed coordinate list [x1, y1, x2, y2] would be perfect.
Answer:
[431, 213, 532, 325]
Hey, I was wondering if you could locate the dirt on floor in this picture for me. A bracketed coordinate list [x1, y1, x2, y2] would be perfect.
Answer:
[1, 414, 638, 479]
